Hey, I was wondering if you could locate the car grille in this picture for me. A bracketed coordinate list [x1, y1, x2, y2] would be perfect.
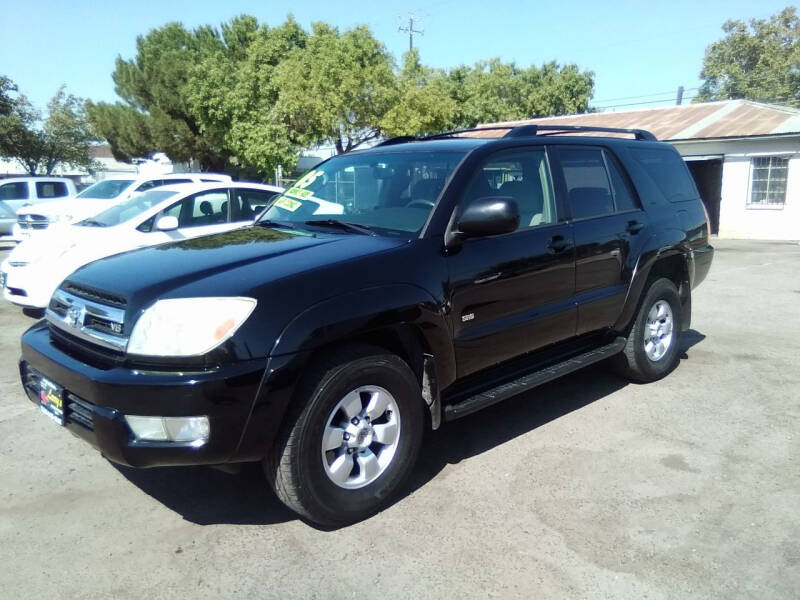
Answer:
[60, 282, 127, 308]
[22, 365, 95, 431]
[47, 286, 128, 352]
[17, 215, 49, 230]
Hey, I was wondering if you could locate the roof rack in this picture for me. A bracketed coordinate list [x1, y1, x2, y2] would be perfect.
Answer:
[375, 123, 657, 147]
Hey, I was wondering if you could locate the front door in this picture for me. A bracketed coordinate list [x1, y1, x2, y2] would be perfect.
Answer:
[447, 146, 576, 378]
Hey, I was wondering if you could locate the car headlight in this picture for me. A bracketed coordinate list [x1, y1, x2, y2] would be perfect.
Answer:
[47, 214, 61, 223]
[127, 297, 257, 357]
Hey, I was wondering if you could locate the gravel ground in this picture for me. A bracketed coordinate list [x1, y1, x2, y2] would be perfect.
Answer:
[0, 238, 798, 599]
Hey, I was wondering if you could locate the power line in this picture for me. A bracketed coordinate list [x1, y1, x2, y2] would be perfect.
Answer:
[593, 87, 699, 104]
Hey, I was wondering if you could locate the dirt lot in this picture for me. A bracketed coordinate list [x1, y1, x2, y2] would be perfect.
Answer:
[0, 238, 798, 599]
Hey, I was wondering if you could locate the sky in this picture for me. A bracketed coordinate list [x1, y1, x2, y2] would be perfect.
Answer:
[0, 0, 793, 113]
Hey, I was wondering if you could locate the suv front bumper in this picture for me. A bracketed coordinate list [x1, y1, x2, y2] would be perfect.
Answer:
[20, 322, 268, 468]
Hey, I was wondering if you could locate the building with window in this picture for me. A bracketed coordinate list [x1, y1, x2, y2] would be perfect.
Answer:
[482, 100, 800, 240]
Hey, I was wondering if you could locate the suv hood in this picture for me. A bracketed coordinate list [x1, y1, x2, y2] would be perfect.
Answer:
[66, 226, 409, 308]
[17, 198, 117, 222]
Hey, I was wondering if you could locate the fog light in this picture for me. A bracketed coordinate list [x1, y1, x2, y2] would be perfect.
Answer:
[125, 415, 210, 445]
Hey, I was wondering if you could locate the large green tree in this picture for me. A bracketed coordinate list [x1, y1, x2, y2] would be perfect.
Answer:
[187, 16, 307, 176]
[0, 78, 97, 175]
[87, 21, 229, 170]
[272, 23, 397, 154]
[696, 7, 800, 105]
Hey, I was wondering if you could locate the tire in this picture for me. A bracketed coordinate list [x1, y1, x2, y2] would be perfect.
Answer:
[613, 278, 682, 383]
[264, 345, 424, 527]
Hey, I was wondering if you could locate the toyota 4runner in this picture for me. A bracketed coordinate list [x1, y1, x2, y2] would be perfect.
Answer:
[19, 125, 713, 526]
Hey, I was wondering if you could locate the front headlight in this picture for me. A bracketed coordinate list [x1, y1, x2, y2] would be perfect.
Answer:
[127, 297, 257, 357]
[47, 214, 61, 223]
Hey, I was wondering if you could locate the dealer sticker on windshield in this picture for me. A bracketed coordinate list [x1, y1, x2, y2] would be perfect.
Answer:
[274, 196, 302, 212]
[285, 187, 314, 200]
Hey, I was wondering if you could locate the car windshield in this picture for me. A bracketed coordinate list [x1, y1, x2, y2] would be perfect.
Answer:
[76, 179, 134, 199]
[78, 189, 177, 227]
[258, 149, 467, 235]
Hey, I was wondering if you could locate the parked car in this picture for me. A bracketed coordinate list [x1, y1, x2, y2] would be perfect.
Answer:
[0, 177, 77, 236]
[2, 181, 282, 311]
[19, 125, 713, 527]
[12, 172, 232, 241]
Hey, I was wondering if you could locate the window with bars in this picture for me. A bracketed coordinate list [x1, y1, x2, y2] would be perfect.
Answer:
[749, 156, 788, 206]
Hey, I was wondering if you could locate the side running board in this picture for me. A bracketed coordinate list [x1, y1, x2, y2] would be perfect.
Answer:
[443, 337, 627, 422]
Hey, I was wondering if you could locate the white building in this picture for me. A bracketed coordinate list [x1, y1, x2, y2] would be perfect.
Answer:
[484, 100, 800, 240]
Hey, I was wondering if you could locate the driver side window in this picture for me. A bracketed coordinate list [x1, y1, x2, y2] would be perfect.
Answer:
[463, 148, 557, 229]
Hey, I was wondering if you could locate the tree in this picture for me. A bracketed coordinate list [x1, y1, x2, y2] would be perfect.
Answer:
[696, 7, 800, 106]
[88, 22, 229, 169]
[187, 16, 308, 175]
[272, 23, 397, 153]
[0, 78, 98, 175]
[381, 49, 458, 137]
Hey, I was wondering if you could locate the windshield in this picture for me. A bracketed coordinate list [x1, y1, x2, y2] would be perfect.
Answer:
[78, 189, 177, 227]
[77, 179, 134, 199]
[258, 149, 467, 235]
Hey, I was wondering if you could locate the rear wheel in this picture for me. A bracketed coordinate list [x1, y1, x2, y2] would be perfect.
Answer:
[614, 278, 682, 382]
[265, 346, 424, 527]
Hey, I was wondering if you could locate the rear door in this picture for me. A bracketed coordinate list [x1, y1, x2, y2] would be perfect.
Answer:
[552, 145, 647, 335]
[447, 146, 576, 377]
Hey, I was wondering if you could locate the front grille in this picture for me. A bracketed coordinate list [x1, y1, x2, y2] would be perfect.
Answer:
[22, 365, 95, 431]
[17, 215, 49, 230]
[61, 282, 126, 308]
[47, 288, 128, 353]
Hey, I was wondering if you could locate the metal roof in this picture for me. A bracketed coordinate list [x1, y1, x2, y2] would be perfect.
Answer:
[478, 100, 800, 141]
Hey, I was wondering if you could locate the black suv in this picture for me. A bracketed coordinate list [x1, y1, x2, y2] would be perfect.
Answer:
[20, 125, 713, 526]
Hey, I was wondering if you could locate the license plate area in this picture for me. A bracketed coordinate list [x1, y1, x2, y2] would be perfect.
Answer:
[38, 377, 65, 426]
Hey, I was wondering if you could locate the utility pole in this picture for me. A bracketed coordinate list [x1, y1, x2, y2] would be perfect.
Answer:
[399, 15, 423, 52]
[676, 85, 685, 106]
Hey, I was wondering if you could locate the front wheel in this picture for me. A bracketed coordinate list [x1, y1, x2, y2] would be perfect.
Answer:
[264, 346, 424, 527]
[613, 277, 682, 383]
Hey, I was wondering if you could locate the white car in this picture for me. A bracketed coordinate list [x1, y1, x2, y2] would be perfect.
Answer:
[13, 172, 232, 241]
[0, 177, 77, 236]
[1, 182, 282, 311]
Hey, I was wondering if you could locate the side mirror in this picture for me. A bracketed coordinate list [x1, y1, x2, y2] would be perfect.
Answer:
[155, 215, 179, 232]
[453, 196, 520, 242]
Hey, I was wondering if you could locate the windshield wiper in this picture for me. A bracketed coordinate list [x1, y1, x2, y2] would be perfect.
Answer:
[256, 218, 296, 230]
[304, 219, 375, 236]
[80, 219, 108, 227]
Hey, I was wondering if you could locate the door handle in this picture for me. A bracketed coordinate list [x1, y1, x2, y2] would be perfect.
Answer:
[547, 235, 569, 253]
[626, 220, 644, 234]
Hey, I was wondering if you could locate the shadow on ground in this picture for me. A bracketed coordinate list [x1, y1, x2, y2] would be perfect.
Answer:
[115, 330, 706, 528]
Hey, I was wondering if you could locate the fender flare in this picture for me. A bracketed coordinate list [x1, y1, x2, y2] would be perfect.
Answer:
[614, 231, 691, 332]
[270, 283, 456, 393]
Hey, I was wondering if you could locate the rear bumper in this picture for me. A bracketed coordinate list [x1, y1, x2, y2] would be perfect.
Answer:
[20, 322, 269, 467]
[692, 243, 714, 288]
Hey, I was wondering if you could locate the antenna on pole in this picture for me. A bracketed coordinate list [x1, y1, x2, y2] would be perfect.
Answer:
[399, 15, 423, 52]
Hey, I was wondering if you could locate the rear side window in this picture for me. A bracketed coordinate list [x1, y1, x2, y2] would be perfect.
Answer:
[36, 181, 69, 198]
[558, 148, 615, 219]
[629, 148, 697, 202]
[605, 155, 638, 212]
[0, 182, 29, 200]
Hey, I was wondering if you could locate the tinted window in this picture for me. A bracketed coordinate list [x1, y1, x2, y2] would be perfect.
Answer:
[605, 153, 638, 211]
[559, 148, 614, 219]
[163, 190, 229, 228]
[0, 182, 29, 200]
[629, 148, 697, 202]
[464, 148, 557, 228]
[35, 181, 69, 198]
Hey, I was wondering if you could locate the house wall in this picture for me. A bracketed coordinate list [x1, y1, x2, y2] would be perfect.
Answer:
[673, 137, 800, 241]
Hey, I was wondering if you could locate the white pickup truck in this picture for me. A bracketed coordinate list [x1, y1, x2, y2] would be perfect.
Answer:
[0, 177, 77, 237]
[13, 172, 231, 240]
